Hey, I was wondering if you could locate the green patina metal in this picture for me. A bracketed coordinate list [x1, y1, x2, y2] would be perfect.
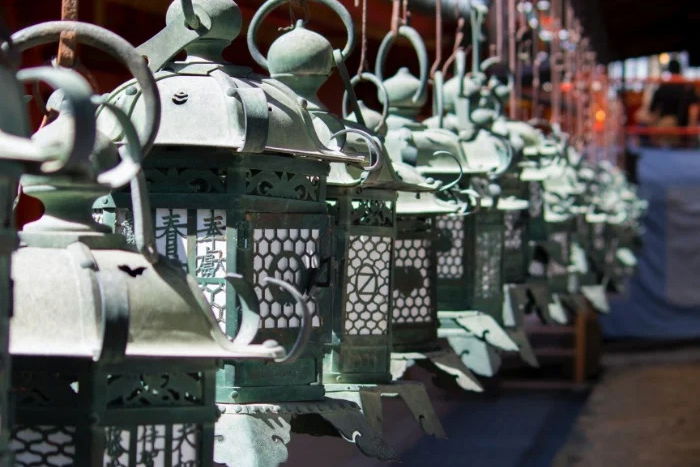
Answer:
[373, 22, 523, 376]
[0, 36, 92, 464]
[248, 0, 451, 448]
[95, 1, 404, 464]
[7, 20, 287, 466]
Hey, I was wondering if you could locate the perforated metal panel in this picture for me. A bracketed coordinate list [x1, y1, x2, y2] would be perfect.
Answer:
[393, 238, 433, 324]
[475, 230, 502, 299]
[529, 182, 543, 218]
[252, 228, 321, 329]
[10, 426, 76, 466]
[503, 211, 524, 252]
[436, 216, 464, 280]
[344, 235, 392, 335]
[547, 232, 570, 277]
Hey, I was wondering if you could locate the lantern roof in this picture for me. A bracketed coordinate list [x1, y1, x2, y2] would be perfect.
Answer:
[99, 0, 364, 164]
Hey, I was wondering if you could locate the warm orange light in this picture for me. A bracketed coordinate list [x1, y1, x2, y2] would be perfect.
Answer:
[561, 82, 573, 93]
[595, 109, 606, 122]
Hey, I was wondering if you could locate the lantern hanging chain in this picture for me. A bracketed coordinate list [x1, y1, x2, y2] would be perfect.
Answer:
[57, 0, 78, 67]
[401, 0, 411, 25]
[429, 0, 442, 78]
[356, 0, 368, 75]
[495, 0, 503, 59]
[441, 17, 467, 76]
[286, 0, 309, 30]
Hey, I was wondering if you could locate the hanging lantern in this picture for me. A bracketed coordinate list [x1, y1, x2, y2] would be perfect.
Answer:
[97, 1, 395, 465]
[0, 38, 96, 464]
[375, 26, 520, 377]
[247, 0, 451, 449]
[8, 21, 289, 466]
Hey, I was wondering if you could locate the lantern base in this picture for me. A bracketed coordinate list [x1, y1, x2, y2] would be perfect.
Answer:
[503, 284, 540, 367]
[580, 285, 610, 313]
[546, 293, 571, 325]
[325, 381, 447, 439]
[438, 329, 503, 377]
[213, 399, 395, 466]
[390, 345, 483, 392]
[438, 310, 519, 351]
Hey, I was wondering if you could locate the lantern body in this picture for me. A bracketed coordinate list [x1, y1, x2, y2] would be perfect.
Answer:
[392, 213, 439, 352]
[436, 207, 504, 318]
[323, 187, 396, 384]
[101, 151, 332, 403]
[11, 357, 218, 466]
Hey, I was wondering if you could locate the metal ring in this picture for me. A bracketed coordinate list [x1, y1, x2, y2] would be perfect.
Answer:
[262, 276, 312, 364]
[247, 0, 355, 70]
[17, 67, 95, 174]
[341, 72, 389, 133]
[8, 21, 161, 154]
[375, 25, 429, 104]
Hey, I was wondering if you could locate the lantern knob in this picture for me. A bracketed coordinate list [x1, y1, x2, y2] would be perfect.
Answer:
[376, 25, 429, 114]
[247, 0, 355, 107]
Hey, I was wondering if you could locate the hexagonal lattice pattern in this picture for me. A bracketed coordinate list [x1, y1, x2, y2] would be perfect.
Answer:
[503, 211, 524, 252]
[475, 230, 502, 299]
[436, 216, 464, 279]
[392, 239, 433, 323]
[253, 228, 320, 329]
[529, 182, 543, 218]
[344, 235, 392, 335]
[11, 425, 76, 466]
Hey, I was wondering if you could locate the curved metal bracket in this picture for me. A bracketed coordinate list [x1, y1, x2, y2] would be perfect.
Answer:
[9, 21, 161, 153]
[262, 276, 312, 364]
[16, 67, 95, 174]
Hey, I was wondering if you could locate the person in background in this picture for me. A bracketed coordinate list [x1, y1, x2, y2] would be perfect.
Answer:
[647, 58, 699, 146]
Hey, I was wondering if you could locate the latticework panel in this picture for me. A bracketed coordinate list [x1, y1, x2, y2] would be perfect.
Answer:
[246, 169, 321, 202]
[475, 230, 502, 299]
[344, 235, 392, 335]
[547, 232, 570, 277]
[252, 228, 321, 329]
[436, 216, 464, 279]
[106, 372, 204, 408]
[103, 424, 199, 466]
[11, 425, 76, 466]
[529, 182, 543, 218]
[392, 238, 433, 323]
[503, 211, 524, 252]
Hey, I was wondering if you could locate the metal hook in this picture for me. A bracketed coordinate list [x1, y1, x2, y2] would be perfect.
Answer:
[330, 127, 383, 175]
[262, 276, 312, 364]
[434, 150, 464, 192]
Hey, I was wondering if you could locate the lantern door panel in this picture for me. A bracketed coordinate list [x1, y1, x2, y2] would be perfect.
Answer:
[226, 212, 331, 402]
[392, 226, 439, 352]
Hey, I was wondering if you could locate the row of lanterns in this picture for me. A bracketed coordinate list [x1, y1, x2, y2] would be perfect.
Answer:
[0, 0, 645, 465]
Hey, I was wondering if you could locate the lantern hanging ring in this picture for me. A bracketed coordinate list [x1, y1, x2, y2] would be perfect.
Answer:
[247, 0, 356, 70]
[376, 24, 429, 104]
[341, 72, 390, 133]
